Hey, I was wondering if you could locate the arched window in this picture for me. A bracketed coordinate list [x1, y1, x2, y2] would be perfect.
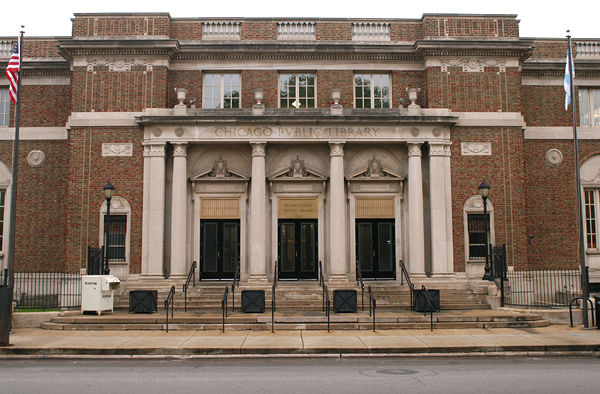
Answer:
[99, 196, 131, 265]
[581, 155, 600, 250]
[463, 195, 495, 261]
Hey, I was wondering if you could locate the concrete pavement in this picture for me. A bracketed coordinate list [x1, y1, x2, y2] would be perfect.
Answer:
[2, 325, 600, 357]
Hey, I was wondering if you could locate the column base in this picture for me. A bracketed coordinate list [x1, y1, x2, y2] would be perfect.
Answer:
[327, 273, 349, 283]
[248, 273, 268, 283]
[428, 273, 457, 279]
[167, 274, 187, 280]
[140, 273, 166, 280]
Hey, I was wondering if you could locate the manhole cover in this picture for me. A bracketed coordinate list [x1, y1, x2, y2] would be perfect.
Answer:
[376, 369, 418, 375]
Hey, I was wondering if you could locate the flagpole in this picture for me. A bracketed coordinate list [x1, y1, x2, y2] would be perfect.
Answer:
[6, 27, 24, 336]
[567, 32, 590, 328]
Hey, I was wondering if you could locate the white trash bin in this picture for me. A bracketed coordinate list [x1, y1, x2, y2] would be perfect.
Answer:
[81, 275, 120, 315]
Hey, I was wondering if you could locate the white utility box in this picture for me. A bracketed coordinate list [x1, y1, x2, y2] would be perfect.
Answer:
[81, 275, 120, 315]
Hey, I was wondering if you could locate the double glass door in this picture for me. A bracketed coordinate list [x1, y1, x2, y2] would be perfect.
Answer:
[356, 219, 395, 279]
[278, 220, 318, 280]
[200, 220, 239, 280]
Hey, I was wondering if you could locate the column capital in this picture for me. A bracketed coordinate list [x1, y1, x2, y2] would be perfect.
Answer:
[428, 142, 446, 157]
[143, 143, 166, 158]
[443, 142, 452, 157]
[172, 143, 188, 157]
[407, 142, 423, 157]
[251, 142, 266, 157]
[329, 142, 345, 157]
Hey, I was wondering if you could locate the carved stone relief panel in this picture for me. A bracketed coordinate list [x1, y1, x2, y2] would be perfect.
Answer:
[461, 142, 491, 156]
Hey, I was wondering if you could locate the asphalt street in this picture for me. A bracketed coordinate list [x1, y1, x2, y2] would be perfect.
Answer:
[1, 357, 600, 393]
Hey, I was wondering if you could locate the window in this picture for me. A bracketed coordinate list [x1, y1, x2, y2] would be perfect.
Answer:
[0, 190, 4, 250]
[467, 213, 490, 259]
[578, 88, 600, 127]
[0, 89, 10, 127]
[585, 189, 599, 248]
[203, 74, 240, 109]
[104, 214, 127, 262]
[354, 74, 391, 109]
[279, 73, 315, 108]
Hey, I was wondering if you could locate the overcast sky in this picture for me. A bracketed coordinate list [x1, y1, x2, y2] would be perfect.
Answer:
[1, 0, 598, 38]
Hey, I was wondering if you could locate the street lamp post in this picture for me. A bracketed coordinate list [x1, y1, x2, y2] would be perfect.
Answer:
[479, 180, 492, 281]
[103, 182, 115, 275]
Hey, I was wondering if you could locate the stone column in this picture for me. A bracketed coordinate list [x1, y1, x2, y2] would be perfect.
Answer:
[408, 143, 425, 275]
[143, 143, 166, 279]
[169, 143, 188, 279]
[444, 143, 455, 273]
[141, 144, 151, 276]
[429, 142, 449, 275]
[329, 142, 347, 281]
[249, 142, 267, 281]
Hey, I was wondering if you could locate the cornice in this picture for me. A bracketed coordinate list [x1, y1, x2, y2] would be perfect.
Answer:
[57, 38, 180, 60]
[522, 61, 600, 77]
[415, 39, 534, 60]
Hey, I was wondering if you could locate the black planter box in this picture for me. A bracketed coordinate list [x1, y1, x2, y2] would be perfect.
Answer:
[413, 289, 440, 312]
[333, 290, 357, 313]
[129, 290, 157, 314]
[241, 290, 265, 313]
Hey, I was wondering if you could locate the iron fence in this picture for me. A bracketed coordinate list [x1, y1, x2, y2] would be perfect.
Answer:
[87, 246, 104, 275]
[12, 272, 82, 310]
[503, 269, 582, 307]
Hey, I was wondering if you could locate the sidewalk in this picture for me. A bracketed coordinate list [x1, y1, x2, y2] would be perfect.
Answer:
[2, 325, 600, 358]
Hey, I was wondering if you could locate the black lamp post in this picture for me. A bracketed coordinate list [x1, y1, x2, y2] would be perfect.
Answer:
[479, 180, 492, 281]
[103, 181, 115, 275]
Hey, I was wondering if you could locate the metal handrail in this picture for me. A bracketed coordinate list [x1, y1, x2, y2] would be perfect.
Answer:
[400, 260, 414, 310]
[368, 285, 376, 332]
[421, 285, 434, 331]
[318, 260, 324, 287]
[356, 259, 365, 311]
[183, 261, 197, 312]
[164, 286, 175, 333]
[231, 264, 240, 312]
[221, 286, 229, 333]
[324, 284, 330, 332]
[569, 296, 595, 327]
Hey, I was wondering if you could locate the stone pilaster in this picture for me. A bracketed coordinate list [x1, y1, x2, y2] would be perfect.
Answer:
[142, 143, 166, 279]
[429, 142, 449, 275]
[329, 142, 347, 281]
[444, 143, 454, 273]
[249, 142, 267, 281]
[408, 143, 425, 275]
[169, 143, 188, 279]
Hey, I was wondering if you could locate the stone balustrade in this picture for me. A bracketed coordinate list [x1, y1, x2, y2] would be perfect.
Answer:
[575, 41, 600, 58]
[352, 23, 390, 41]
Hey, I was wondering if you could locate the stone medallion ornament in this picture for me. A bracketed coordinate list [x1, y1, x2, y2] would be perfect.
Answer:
[27, 150, 45, 167]
[546, 149, 563, 166]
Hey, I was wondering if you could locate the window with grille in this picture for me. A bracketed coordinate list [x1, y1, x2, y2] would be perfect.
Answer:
[354, 73, 391, 109]
[203, 74, 241, 109]
[578, 88, 600, 127]
[0, 89, 10, 126]
[467, 213, 490, 259]
[585, 189, 598, 249]
[104, 214, 127, 262]
[279, 73, 315, 108]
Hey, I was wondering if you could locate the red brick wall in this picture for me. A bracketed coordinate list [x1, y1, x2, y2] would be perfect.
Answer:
[451, 127, 528, 271]
[23, 39, 61, 58]
[72, 16, 170, 37]
[70, 66, 167, 112]
[167, 70, 202, 109]
[241, 70, 279, 108]
[423, 16, 519, 38]
[390, 23, 423, 41]
[316, 23, 352, 41]
[426, 66, 521, 112]
[522, 85, 574, 127]
[170, 22, 203, 40]
[65, 128, 143, 273]
[0, 141, 68, 272]
[316, 70, 353, 108]
[241, 22, 276, 40]
[527, 40, 568, 60]
[392, 71, 425, 108]
[12, 85, 71, 127]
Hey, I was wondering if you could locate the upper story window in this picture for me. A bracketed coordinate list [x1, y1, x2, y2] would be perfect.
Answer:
[203, 74, 241, 109]
[279, 73, 316, 109]
[578, 88, 600, 127]
[354, 74, 391, 109]
[0, 89, 9, 126]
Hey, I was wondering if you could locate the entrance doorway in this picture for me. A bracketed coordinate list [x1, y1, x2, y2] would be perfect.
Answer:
[278, 219, 318, 280]
[356, 219, 395, 279]
[200, 220, 239, 280]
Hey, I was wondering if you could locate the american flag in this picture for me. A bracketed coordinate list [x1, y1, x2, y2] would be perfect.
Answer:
[5, 41, 20, 104]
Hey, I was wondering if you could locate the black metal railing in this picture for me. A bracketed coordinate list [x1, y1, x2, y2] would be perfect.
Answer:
[87, 246, 104, 275]
[399, 260, 414, 310]
[164, 285, 175, 333]
[503, 269, 582, 307]
[319, 260, 327, 312]
[221, 286, 228, 333]
[272, 260, 278, 333]
[231, 264, 240, 313]
[324, 284, 330, 332]
[183, 261, 197, 312]
[569, 297, 595, 327]
[368, 286, 376, 332]
[421, 285, 434, 331]
[356, 259, 365, 311]
[12, 272, 82, 310]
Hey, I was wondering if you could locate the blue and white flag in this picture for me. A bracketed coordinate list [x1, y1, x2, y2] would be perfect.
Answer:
[564, 46, 575, 110]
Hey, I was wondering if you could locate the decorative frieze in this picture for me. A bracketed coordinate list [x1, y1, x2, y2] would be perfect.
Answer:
[352, 23, 390, 41]
[461, 142, 491, 156]
[85, 58, 154, 72]
[277, 22, 316, 40]
[202, 22, 241, 40]
[440, 58, 507, 73]
[102, 143, 133, 157]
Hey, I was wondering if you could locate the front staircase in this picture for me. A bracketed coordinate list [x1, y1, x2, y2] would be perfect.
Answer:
[41, 278, 550, 330]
